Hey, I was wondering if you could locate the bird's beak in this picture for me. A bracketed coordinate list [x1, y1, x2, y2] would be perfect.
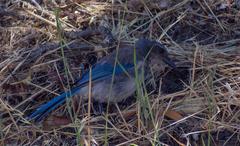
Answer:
[163, 57, 176, 69]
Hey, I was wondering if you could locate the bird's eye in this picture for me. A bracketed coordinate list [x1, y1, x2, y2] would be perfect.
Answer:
[153, 44, 165, 54]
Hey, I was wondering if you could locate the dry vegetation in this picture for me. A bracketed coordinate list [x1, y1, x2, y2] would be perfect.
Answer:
[0, 0, 240, 145]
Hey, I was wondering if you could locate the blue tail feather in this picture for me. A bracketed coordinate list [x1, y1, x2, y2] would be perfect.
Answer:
[27, 87, 81, 121]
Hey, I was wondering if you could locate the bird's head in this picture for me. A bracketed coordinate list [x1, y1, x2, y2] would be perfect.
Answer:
[135, 38, 176, 69]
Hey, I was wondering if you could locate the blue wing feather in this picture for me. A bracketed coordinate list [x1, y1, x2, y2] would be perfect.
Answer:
[78, 63, 134, 84]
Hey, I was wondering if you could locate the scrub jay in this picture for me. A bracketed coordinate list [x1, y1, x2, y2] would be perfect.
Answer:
[28, 38, 176, 121]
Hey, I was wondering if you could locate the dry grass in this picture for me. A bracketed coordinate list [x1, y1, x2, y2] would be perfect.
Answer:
[0, 0, 240, 145]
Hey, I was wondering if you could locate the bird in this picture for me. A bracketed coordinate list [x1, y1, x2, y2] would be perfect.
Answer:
[28, 38, 176, 121]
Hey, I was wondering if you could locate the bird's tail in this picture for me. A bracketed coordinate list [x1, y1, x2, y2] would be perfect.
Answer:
[27, 87, 81, 121]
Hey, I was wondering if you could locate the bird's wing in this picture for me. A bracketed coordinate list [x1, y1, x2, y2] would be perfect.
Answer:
[78, 62, 134, 85]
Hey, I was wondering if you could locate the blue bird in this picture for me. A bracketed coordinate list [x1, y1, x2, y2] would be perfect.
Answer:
[28, 38, 176, 121]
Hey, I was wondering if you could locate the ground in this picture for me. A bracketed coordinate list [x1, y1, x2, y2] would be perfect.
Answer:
[0, 0, 240, 145]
